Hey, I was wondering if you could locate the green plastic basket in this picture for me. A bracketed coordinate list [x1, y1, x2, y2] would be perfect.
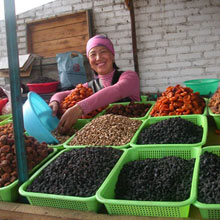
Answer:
[130, 115, 207, 148]
[184, 78, 220, 96]
[0, 148, 58, 202]
[19, 148, 126, 212]
[64, 119, 143, 150]
[97, 101, 155, 121]
[96, 146, 201, 218]
[208, 106, 220, 129]
[193, 146, 220, 219]
[0, 113, 12, 125]
[48, 119, 89, 149]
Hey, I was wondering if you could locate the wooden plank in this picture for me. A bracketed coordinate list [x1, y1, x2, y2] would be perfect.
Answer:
[26, 10, 91, 58]
[39, 46, 87, 58]
[31, 35, 88, 53]
[31, 21, 88, 43]
[28, 11, 87, 32]
[0, 201, 199, 220]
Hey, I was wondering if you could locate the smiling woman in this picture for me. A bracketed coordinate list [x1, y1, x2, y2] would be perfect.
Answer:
[0, 0, 55, 20]
[49, 34, 141, 134]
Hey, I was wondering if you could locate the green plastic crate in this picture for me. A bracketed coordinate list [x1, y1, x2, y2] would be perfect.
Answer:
[96, 146, 201, 218]
[130, 114, 208, 148]
[193, 146, 220, 219]
[208, 106, 220, 129]
[0, 148, 58, 202]
[97, 101, 155, 121]
[19, 148, 126, 212]
[64, 119, 143, 149]
[0, 113, 12, 125]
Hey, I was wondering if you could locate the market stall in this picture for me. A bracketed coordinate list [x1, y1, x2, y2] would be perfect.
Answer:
[2, 1, 220, 220]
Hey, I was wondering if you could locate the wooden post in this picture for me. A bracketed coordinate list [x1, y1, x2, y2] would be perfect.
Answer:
[125, 0, 139, 75]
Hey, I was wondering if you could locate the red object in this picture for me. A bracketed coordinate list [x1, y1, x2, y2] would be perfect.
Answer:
[27, 81, 59, 94]
[0, 98, 8, 114]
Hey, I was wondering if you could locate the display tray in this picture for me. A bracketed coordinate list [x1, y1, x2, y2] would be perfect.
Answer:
[208, 106, 220, 130]
[130, 114, 208, 148]
[149, 97, 208, 117]
[0, 113, 12, 125]
[193, 145, 220, 219]
[96, 146, 201, 218]
[0, 148, 58, 202]
[96, 100, 155, 121]
[63, 118, 143, 150]
[19, 148, 126, 212]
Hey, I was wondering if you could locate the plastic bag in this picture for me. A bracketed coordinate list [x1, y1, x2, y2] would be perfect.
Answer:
[1, 85, 12, 115]
[56, 51, 87, 91]
[0, 98, 8, 115]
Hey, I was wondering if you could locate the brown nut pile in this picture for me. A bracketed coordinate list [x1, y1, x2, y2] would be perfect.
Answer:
[0, 122, 53, 187]
[105, 102, 152, 118]
[208, 88, 220, 114]
[68, 114, 142, 146]
[51, 127, 77, 144]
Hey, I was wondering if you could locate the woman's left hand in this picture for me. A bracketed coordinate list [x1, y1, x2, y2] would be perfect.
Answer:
[57, 104, 83, 134]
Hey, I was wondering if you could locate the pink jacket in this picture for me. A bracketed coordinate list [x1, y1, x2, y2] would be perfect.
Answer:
[50, 70, 140, 115]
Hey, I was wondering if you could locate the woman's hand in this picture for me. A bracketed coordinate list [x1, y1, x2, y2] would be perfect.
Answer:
[58, 104, 83, 134]
[49, 101, 59, 116]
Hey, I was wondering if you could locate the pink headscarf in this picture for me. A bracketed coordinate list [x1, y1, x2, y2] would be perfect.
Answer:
[86, 35, 115, 57]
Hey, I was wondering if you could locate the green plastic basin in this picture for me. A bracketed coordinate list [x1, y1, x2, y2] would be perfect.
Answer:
[184, 78, 220, 95]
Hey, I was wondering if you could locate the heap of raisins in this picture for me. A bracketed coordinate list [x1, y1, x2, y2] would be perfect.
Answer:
[137, 117, 203, 145]
[115, 156, 195, 201]
[27, 147, 123, 197]
[198, 151, 220, 204]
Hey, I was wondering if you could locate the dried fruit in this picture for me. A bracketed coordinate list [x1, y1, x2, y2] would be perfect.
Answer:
[150, 84, 206, 117]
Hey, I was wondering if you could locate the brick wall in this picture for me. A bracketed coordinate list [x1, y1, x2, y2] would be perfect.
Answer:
[0, 0, 220, 93]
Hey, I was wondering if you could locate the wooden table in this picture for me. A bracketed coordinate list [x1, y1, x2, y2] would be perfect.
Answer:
[0, 116, 219, 220]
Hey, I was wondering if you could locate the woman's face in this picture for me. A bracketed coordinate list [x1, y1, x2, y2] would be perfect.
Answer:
[88, 46, 114, 75]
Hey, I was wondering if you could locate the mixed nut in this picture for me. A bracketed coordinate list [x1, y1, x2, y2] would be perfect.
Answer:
[68, 114, 142, 146]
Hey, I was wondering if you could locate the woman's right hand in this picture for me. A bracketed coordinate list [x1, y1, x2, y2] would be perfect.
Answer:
[57, 104, 83, 134]
[49, 101, 59, 116]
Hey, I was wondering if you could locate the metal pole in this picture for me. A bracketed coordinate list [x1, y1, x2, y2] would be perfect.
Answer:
[4, 0, 28, 185]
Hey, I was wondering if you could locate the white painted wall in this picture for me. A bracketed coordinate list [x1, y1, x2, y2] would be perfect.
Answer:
[0, 0, 220, 93]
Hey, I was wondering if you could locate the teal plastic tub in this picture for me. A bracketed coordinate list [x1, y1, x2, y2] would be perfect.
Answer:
[193, 146, 220, 219]
[130, 115, 208, 148]
[184, 79, 220, 96]
[96, 146, 201, 218]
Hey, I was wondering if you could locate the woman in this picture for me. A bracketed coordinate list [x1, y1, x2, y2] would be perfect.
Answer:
[49, 34, 140, 134]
